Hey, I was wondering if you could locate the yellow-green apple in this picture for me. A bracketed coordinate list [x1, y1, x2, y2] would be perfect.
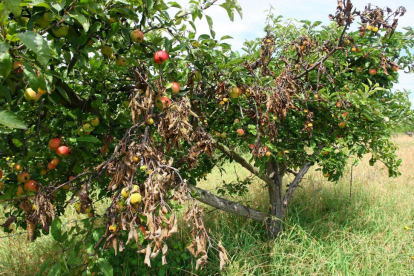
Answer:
[116, 57, 127, 67]
[338, 121, 346, 129]
[130, 30, 144, 43]
[171, 82, 180, 94]
[229, 87, 242, 99]
[52, 25, 69, 37]
[90, 118, 100, 127]
[101, 45, 113, 57]
[24, 88, 41, 101]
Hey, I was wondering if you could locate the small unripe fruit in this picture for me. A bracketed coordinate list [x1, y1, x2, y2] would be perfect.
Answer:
[116, 57, 127, 67]
[109, 225, 117, 232]
[40, 169, 47, 175]
[101, 46, 113, 57]
[147, 118, 154, 125]
[229, 87, 242, 99]
[52, 25, 69, 37]
[14, 164, 23, 172]
[372, 26, 379, 32]
[90, 118, 100, 127]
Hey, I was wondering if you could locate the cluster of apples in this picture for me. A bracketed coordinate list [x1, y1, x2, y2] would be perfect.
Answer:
[48, 138, 71, 157]
[77, 117, 100, 136]
[12, 164, 38, 197]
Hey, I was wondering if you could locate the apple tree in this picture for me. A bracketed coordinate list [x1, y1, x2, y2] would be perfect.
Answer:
[0, 0, 413, 274]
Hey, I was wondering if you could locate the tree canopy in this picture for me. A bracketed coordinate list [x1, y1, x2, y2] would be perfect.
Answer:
[0, 0, 413, 274]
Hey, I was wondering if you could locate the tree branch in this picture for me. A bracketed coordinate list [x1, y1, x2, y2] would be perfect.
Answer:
[215, 143, 274, 187]
[188, 185, 267, 222]
[282, 161, 312, 212]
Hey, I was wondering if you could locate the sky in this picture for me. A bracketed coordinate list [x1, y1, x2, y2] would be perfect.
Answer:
[172, 0, 414, 103]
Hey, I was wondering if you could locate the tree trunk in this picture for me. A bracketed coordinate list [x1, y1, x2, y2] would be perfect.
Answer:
[266, 161, 285, 239]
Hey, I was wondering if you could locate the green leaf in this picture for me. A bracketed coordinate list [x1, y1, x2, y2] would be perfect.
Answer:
[0, 110, 28, 129]
[96, 258, 113, 276]
[4, 0, 21, 17]
[47, 262, 61, 276]
[206, 14, 213, 30]
[56, 86, 71, 103]
[23, 65, 39, 90]
[17, 31, 51, 67]
[0, 42, 12, 78]
[146, 0, 154, 13]
[76, 136, 101, 143]
[168, 1, 181, 8]
[233, 0, 243, 19]
[70, 13, 89, 32]
[51, 217, 62, 242]
[220, 35, 233, 41]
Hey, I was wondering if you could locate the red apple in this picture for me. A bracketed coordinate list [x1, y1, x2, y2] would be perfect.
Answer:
[392, 65, 399, 72]
[24, 180, 37, 192]
[47, 162, 56, 170]
[171, 82, 180, 94]
[17, 172, 30, 182]
[265, 151, 271, 157]
[50, 158, 60, 166]
[236, 129, 245, 136]
[154, 50, 169, 64]
[130, 30, 144, 43]
[249, 144, 255, 150]
[56, 146, 70, 157]
[155, 96, 171, 110]
[49, 138, 61, 151]
[369, 68, 377, 75]
[69, 176, 74, 181]
[16, 185, 24, 196]
[338, 121, 346, 129]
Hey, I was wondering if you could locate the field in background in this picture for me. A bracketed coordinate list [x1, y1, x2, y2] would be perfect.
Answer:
[1, 134, 413, 275]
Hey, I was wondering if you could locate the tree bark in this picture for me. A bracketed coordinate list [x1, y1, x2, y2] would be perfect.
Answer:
[188, 185, 268, 222]
[266, 161, 285, 239]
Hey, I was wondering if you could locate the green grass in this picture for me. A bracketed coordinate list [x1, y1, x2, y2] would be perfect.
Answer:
[1, 134, 414, 275]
